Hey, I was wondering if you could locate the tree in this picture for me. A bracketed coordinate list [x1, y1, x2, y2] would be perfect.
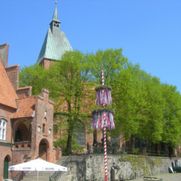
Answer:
[161, 85, 181, 147]
[19, 64, 49, 95]
[138, 76, 164, 143]
[20, 49, 181, 155]
[48, 51, 86, 154]
[85, 48, 128, 85]
[111, 65, 146, 139]
[111, 65, 165, 150]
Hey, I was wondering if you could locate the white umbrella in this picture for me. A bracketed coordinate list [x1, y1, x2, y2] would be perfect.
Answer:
[9, 158, 67, 181]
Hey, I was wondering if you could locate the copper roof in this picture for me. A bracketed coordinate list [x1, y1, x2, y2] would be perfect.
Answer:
[13, 96, 36, 119]
[37, 4, 72, 64]
[0, 61, 17, 109]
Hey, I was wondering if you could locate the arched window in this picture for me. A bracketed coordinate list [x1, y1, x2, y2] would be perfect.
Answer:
[4, 155, 10, 179]
[0, 119, 7, 140]
[15, 123, 29, 142]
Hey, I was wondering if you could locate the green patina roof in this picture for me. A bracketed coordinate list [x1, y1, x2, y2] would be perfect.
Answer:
[37, 4, 72, 64]
[52, 2, 60, 22]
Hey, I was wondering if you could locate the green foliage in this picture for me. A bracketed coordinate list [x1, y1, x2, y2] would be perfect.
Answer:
[20, 64, 49, 95]
[71, 142, 85, 154]
[120, 155, 162, 176]
[120, 155, 150, 175]
[19, 49, 181, 152]
[85, 48, 128, 85]
[47, 51, 84, 100]
[161, 85, 181, 146]
[111, 63, 181, 147]
[54, 136, 85, 155]
[50, 51, 85, 154]
[111, 65, 148, 138]
[54, 137, 67, 150]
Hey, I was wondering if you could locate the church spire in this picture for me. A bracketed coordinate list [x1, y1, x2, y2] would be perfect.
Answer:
[52, 0, 60, 22]
[50, 0, 60, 29]
[36, 0, 72, 65]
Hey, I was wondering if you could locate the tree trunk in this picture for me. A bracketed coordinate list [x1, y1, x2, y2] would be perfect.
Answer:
[131, 136, 135, 153]
[66, 100, 73, 155]
[66, 122, 73, 155]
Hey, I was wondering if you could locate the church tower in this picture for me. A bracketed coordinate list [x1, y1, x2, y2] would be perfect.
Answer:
[37, 2, 72, 68]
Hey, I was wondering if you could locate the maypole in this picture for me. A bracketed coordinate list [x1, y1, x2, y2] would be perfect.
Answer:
[92, 68, 115, 181]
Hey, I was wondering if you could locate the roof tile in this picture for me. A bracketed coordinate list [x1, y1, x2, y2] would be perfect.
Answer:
[0, 61, 18, 109]
[13, 97, 36, 119]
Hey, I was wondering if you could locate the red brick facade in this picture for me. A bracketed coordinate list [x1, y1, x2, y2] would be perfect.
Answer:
[6, 65, 19, 90]
[0, 45, 55, 181]
[40, 58, 54, 69]
[0, 105, 15, 181]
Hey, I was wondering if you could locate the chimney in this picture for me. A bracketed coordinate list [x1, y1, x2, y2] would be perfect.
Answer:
[6, 65, 19, 90]
[16, 86, 32, 99]
[0, 44, 9, 67]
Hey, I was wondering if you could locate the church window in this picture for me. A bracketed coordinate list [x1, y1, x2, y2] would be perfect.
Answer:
[0, 119, 7, 140]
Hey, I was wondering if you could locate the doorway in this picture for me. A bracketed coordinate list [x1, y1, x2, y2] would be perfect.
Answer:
[3, 155, 10, 179]
[39, 139, 49, 160]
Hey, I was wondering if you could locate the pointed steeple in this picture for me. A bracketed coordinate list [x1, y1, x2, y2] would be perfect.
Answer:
[50, 1, 61, 29]
[52, 1, 59, 22]
[36, 1, 72, 65]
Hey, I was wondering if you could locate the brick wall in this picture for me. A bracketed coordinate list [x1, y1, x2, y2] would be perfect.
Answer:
[0, 145, 12, 181]
[0, 104, 14, 144]
[11, 89, 55, 165]
[12, 149, 32, 164]
[6, 65, 19, 90]
[40, 58, 54, 69]
[32, 89, 55, 161]
[16, 86, 32, 99]
[0, 104, 15, 180]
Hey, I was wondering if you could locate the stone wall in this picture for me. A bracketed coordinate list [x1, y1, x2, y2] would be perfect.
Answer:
[51, 154, 176, 181]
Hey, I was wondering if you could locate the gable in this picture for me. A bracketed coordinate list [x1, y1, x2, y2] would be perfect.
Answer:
[12, 97, 36, 119]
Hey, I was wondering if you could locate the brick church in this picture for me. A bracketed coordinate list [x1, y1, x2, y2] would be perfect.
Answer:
[0, 3, 73, 180]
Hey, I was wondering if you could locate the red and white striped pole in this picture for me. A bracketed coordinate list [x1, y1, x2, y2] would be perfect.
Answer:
[103, 120, 108, 181]
[101, 69, 105, 86]
[93, 66, 115, 180]
[101, 69, 108, 181]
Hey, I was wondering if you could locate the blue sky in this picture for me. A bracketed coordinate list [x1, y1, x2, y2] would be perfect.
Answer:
[1, 0, 181, 92]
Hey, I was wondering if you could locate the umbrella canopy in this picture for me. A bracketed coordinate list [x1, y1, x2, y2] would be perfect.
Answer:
[9, 158, 67, 172]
